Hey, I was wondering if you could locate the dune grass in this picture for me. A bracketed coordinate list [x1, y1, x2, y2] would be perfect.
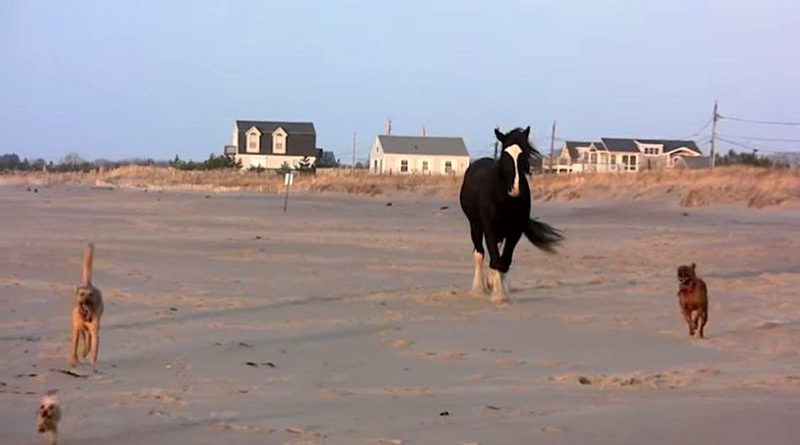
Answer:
[1, 165, 798, 208]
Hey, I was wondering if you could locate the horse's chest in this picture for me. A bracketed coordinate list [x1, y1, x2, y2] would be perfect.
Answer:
[491, 206, 527, 234]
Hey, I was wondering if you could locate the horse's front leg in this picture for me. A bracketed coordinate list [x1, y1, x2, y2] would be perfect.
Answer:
[498, 231, 522, 294]
[485, 232, 508, 305]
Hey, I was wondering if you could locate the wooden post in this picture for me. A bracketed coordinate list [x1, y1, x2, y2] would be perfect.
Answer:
[710, 101, 718, 169]
[549, 120, 556, 173]
[283, 171, 293, 212]
[351, 132, 357, 174]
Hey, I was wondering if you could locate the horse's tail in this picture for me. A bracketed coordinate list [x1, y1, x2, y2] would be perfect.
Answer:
[524, 218, 563, 253]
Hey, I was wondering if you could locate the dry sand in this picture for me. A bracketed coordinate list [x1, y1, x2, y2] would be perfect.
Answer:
[1, 184, 799, 444]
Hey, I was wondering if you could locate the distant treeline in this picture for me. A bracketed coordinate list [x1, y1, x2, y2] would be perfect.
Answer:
[0, 152, 167, 172]
[716, 149, 789, 169]
[0, 152, 239, 172]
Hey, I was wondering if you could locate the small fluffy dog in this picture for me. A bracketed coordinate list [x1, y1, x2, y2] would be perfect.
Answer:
[70, 243, 104, 371]
[676, 263, 709, 338]
[37, 394, 61, 445]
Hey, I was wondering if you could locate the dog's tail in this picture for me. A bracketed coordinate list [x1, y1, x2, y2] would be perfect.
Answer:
[82, 243, 94, 286]
[523, 218, 563, 254]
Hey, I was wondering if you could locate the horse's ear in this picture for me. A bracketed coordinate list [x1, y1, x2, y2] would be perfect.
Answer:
[691, 263, 696, 270]
[494, 128, 505, 143]
[522, 126, 531, 139]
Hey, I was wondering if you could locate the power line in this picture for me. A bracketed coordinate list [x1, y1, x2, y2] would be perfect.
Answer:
[716, 137, 787, 154]
[716, 134, 800, 143]
[676, 116, 714, 140]
[719, 115, 800, 126]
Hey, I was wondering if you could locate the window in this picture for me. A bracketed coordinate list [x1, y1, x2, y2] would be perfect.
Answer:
[610, 154, 616, 164]
[422, 160, 429, 173]
[590, 153, 597, 164]
[400, 159, 408, 172]
[247, 131, 260, 153]
[374, 159, 379, 172]
[583, 152, 589, 162]
[622, 155, 637, 171]
[444, 161, 453, 173]
[272, 128, 287, 154]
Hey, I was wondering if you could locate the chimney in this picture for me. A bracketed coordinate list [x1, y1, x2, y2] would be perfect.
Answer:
[422, 126, 427, 137]
[386, 118, 392, 135]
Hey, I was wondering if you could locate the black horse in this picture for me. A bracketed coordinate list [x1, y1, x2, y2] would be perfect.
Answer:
[459, 127, 563, 304]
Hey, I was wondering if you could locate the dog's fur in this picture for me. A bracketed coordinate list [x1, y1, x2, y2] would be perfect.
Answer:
[70, 243, 103, 371]
[676, 263, 709, 338]
[36, 395, 61, 445]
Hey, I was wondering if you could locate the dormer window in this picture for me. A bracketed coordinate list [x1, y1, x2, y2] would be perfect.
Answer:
[641, 145, 662, 155]
[272, 127, 287, 154]
[246, 128, 261, 153]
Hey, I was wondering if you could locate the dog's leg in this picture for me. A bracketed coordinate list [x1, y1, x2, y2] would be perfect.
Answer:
[47, 429, 58, 445]
[69, 326, 80, 366]
[681, 305, 694, 336]
[80, 329, 90, 358]
[89, 325, 100, 372]
[472, 251, 488, 294]
[698, 311, 707, 338]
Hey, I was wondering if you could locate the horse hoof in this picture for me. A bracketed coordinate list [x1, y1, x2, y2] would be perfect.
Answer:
[472, 286, 488, 296]
[490, 295, 509, 306]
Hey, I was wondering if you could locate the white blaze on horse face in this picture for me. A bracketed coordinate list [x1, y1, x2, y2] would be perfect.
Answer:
[504, 144, 523, 197]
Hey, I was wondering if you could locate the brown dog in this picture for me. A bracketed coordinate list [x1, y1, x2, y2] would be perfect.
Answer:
[36, 394, 61, 445]
[70, 243, 104, 371]
[676, 263, 708, 338]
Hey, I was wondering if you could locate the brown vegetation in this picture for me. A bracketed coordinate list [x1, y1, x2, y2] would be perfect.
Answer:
[1, 165, 798, 208]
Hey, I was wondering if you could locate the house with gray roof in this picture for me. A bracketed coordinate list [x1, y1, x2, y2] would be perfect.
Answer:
[546, 137, 703, 173]
[226, 120, 318, 170]
[369, 134, 471, 175]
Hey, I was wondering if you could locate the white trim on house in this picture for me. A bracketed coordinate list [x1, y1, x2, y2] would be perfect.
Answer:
[272, 127, 287, 154]
[231, 123, 239, 151]
[246, 127, 262, 153]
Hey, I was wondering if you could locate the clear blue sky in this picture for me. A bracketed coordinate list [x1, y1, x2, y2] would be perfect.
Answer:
[1, 0, 798, 163]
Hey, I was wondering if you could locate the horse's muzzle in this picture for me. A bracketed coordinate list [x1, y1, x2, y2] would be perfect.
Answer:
[508, 187, 520, 197]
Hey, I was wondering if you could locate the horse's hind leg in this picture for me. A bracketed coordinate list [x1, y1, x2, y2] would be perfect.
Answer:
[470, 222, 487, 294]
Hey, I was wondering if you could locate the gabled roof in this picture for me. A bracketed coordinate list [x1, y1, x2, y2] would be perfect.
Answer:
[601, 138, 642, 153]
[377, 135, 469, 157]
[564, 141, 592, 160]
[236, 120, 315, 135]
[600, 138, 702, 154]
[592, 142, 607, 151]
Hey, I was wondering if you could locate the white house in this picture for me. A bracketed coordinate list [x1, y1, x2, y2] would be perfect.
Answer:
[369, 135, 471, 175]
[545, 138, 703, 173]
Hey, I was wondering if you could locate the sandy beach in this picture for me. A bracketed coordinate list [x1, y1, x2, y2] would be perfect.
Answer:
[1, 184, 799, 444]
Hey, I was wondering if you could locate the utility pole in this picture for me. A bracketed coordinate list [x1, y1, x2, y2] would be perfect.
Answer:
[494, 123, 500, 159]
[710, 101, 719, 169]
[549, 120, 557, 172]
[352, 132, 357, 173]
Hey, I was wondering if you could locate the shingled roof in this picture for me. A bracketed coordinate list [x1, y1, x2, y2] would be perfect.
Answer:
[563, 141, 593, 160]
[236, 121, 315, 135]
[378, 135, 469, 157]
